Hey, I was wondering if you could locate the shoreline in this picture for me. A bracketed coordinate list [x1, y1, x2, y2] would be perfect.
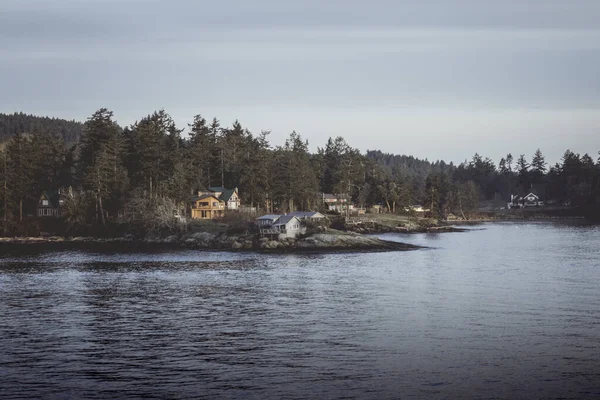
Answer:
[0, 231, 424, 254]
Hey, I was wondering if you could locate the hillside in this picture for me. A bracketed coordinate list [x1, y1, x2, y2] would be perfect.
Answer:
[0, 112, 83, 145]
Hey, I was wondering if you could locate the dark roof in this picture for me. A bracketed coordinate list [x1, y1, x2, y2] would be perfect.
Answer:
[208, 187, 238, 202]
[257, 214, 281, 220]
[220, 188, 237, 202]
[322, 193, 337, 200]
[39, 190, 60, 208]
[273, 215, 299, 226]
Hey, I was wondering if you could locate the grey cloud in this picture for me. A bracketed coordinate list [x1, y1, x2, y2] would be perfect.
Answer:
[1, 0, 599, 163]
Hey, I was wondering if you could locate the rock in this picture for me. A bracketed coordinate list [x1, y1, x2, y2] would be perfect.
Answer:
[231, 241, 243, 249]
[184, 238, 197, 247]
[266, 240, 282, 249]
[164, 235, 179, 244]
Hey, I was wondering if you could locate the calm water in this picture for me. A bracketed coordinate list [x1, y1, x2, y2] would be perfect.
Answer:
[1, 222, 600, 399]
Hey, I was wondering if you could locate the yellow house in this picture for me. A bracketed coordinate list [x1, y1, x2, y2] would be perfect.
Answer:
[190, 194, 225, 220]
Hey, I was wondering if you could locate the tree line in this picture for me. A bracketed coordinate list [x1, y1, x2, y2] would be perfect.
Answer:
[0, 109, 599, 235]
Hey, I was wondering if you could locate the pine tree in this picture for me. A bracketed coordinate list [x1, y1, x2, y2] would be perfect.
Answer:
[187, 115, 214, 190]
[5, 133, 34, 223]
[77, 109, 127, 225]
[128, 110, 174, 197]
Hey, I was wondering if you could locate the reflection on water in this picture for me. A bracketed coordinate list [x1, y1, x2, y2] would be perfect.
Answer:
[1, 222, 600, 399]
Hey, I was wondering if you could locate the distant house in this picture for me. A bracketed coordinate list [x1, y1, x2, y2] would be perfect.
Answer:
[405, 204, 429, 213]
[190, 194, 225, 219]
[370, 204, 383, 214]
[508, 192, 544, 209]
[322, 193, 348, 212]
[256, 214, 306, 239]
[256, 214, 282, 227]
[287, 211, 326, 220]
[207, 187, 241, 210]
[259, 215, 305, 239]
[37, 189, 66, 217]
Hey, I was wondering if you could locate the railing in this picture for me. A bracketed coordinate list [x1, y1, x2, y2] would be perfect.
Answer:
[192, 205, 225, 210]
[260, 228, 284, 235]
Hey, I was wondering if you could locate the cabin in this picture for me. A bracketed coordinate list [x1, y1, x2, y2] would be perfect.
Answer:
[322, 193, 349, 212]
[206, 187, 241, 210]
[256, 214, 282, 227]
[190, 194, 225, 219]
[508, 192, 544, 209]
[260, 215, 305, 239]
[405, 204, 429, 213]
[287, 211, 326, 220]
[37, 190, 65, 217]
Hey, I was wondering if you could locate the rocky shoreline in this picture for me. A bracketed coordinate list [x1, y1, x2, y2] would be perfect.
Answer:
[0, 230, 423, 253]
[344, 222, 469, 234]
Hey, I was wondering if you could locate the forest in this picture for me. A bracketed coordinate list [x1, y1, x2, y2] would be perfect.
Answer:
[1, 110, 599, 236]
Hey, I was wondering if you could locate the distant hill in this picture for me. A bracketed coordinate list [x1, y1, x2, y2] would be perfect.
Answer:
[0, 112, 84, 145]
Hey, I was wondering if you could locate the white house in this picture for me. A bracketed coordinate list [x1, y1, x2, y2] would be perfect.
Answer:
[258, 215, 306, 239]
[508, 193, 544, 209]
[404, 204, 429, 213]
[270, 215, 305, 239]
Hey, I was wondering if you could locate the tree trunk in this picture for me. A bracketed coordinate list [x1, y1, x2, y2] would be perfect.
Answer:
[97, 168, 105, 225]
[98, 195, 106, 226]
[19, 198, 22, 223]
[3, 155, 7, 237]
[220, 147, 225, 188]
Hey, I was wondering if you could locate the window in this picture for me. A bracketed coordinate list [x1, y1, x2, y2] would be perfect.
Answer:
[42, 200, 48, 206]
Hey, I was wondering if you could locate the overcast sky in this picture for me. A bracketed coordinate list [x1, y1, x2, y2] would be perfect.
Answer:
[1, 0, 599, 164]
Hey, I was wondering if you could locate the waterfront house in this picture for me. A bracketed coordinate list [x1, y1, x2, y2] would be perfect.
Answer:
[260, 215, 305, 239]
[190, 194, 225, 219]
[508, 192, 544, 209]
[256, 214, 282, 227]
[37, 189, 66, 217]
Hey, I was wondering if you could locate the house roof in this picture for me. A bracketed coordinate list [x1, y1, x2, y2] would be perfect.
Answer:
[39, 190, 60, 208]
[257, 214, 281, 220]
[207, 186, 238, 202]
[273, 215, 300, 226]
[191, 194, 222, 202]
[288, 211, 325, 219]
[322, 193, 337, 200]
[220, 188, 238, 202]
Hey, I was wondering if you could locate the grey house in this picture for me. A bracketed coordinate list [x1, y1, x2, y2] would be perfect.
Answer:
[257, 214, 306, 239]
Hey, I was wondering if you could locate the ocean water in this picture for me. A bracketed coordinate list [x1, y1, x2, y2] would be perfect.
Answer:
[1, 221, 599, 399]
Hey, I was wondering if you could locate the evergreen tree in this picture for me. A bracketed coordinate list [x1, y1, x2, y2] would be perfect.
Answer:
[128, 110, 175, 197]
[186, 115, 214, 190]
[5, 133, 34, 223]
[77, 109, 128, 225]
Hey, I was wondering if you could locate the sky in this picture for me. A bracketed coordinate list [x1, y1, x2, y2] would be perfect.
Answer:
[1, 0, 599, 165]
